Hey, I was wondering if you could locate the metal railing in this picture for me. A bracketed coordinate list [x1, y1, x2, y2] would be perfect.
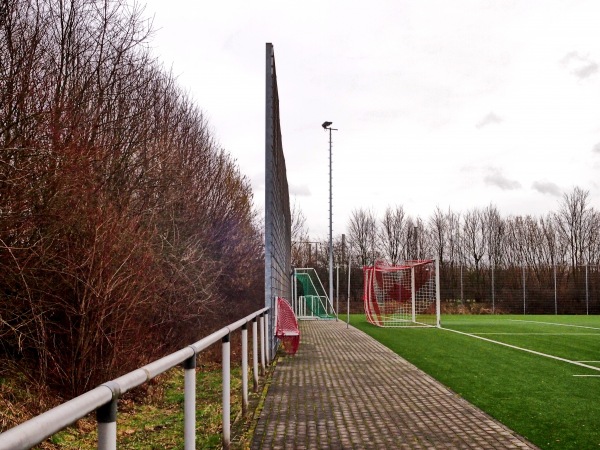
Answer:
[0, 308, 271, 450]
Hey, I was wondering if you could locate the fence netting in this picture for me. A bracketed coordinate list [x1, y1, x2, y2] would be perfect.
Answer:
[440, 264, 600, 314]
[265, 43, 291, 352]
[337, 263, 600, 317]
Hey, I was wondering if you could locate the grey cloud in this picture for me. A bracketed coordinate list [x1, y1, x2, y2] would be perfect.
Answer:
[476, 112, 503, 129]
[561, 51, 598, 79]
[289, 184, 311, 196]
[532, 181, 561, 197]
[363, 109, 403, 121]
[251, 173, 264, 191]
[484, 168, 521, 190]
[593, 142, 600, 154]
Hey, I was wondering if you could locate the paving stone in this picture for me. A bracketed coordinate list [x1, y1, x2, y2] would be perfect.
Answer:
[252, 321, 539, 449]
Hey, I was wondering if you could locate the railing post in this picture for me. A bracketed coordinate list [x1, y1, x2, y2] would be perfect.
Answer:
[241, 323, 249, 415]
[183, 352, 197, 450]
[252, 317, 259, 391]
[259, 314, 266, 375]
[222, 333, 231, 450]
[97, 399, 117, 450]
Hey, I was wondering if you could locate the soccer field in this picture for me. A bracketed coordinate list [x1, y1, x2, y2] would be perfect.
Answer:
[350, 314, 600, 450]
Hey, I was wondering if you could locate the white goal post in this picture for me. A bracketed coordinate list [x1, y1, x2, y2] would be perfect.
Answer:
[363, 259, 440, 328]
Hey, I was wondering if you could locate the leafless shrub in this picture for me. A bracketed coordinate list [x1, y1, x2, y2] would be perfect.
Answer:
[1, 0, 263, 398]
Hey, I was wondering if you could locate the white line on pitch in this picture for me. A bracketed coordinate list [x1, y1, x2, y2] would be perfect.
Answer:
[507, 319, 600, 332]
[442, 327, 600, 373]
[473, 332, 600, 336]
[573, 375, 600, 377]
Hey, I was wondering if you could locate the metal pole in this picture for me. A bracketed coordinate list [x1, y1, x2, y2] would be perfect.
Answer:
[336, 265, 339, 321]
[347, 257, 351, 329]
[491, 263, 495, 314]
[411, 266, 416, 323]
[292, 271, 297, 316]
[523, 265, 526, 315]
[97, 400, 117, 450]
[241, 324, 248, 415]
[183, 354, 196, 450]
[222, 335, 231, 450]
[586, 264, 589, 315]
[435, 259, 441, 328]
[328, 127, 334, 319]
[252, 318, 259, 392]
[460, 263, 464, 304]
[554, 263, 557, 315]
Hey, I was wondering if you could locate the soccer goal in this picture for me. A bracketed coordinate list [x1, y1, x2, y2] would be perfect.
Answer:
[292, 268, 336, 319]
[363, 259, 440, 327]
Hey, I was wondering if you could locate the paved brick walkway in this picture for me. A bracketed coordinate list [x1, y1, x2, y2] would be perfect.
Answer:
[252, 320, 538, 449]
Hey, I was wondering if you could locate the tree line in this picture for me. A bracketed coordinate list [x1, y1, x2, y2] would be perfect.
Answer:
[293, 187, 599, 271]
[1, 0, 263, 398]
[292, 187, 600, 312]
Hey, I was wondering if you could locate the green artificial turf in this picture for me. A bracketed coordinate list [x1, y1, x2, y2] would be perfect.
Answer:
[350, 314, 600, 450]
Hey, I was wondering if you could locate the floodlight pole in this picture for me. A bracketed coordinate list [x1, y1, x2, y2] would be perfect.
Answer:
[322, 122, 337, 316]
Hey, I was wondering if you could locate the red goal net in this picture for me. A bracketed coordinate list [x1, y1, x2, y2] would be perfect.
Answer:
[363, 260, 439, 327]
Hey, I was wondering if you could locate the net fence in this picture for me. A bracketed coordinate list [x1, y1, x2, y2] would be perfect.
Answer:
[340, 262, 600, 317]
[265, 43, 291, 353]
[440, 264, 600, 315]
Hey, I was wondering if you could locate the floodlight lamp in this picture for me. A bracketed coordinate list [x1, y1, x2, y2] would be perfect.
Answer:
[322, 121, 333, 129]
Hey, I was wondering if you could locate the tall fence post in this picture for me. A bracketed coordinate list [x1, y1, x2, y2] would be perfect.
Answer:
[222, 334, 231, 450]
[410, 266, 416, 322]
[491, 264, 495, 314]
[241, 323, 249, 415]
[522, 265, 526, 315]
[252, 318, 259, 391]
[586, 264, 589, 315]
[435, 259, 441, 328]
[183, 352, 196, 450]
[347, 258, 352, 329]
[97, 398, 117, 450]
[554, 264, 558, 315]
[336, 265, 339, 321]
[460, 263, 464, 304]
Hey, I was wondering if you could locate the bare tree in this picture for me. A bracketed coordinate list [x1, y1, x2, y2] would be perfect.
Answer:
[379, 205, 406, 265]
[462, 208, 486, 272]
[429, 206, 447, 265]
[555, 187, 592, 270]
[347, 208, 377, 266]
[290, 199, 309, 266]
[483, 204, 505, 268]
[446, 208, 462, 267]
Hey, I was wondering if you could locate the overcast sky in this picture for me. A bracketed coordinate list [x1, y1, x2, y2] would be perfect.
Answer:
[143, 0, 600, 238]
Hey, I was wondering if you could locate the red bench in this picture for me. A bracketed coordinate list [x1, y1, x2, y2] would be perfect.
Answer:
[275, 297, 300, 355]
